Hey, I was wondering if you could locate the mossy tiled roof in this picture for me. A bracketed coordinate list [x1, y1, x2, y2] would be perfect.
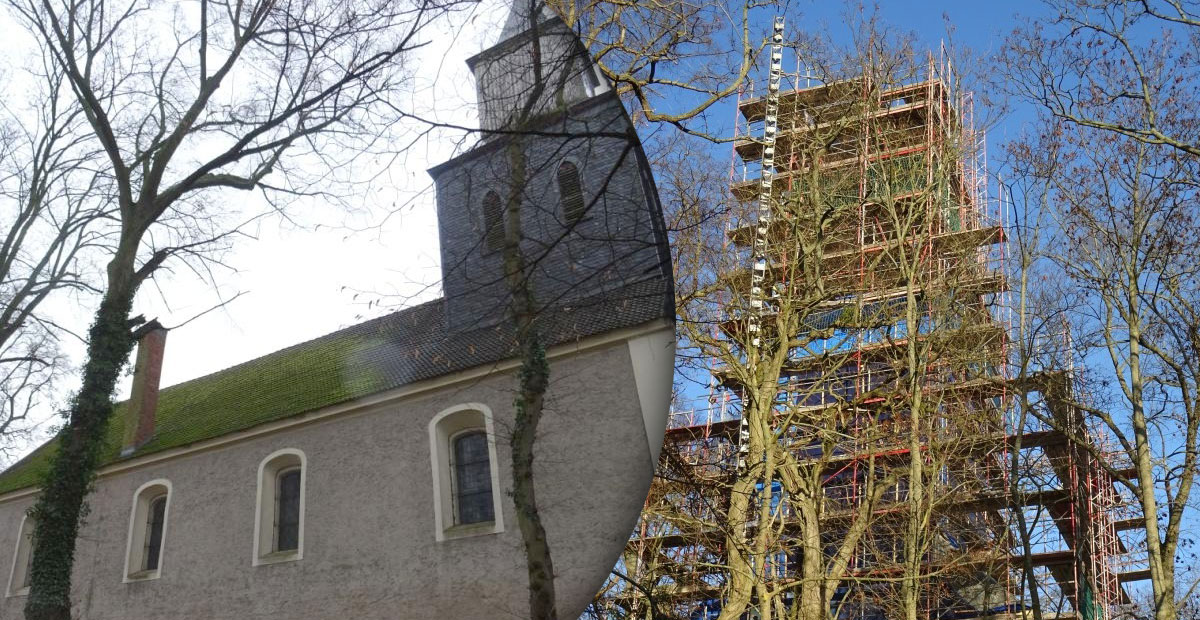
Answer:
[0, 277, 671, 495]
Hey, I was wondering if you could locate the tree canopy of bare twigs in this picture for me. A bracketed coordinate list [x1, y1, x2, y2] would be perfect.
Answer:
[1001, 3, 1200, 619]
[590, 16, 1010, 620]
[548, 0, 768, 137]
[1006, 109, 1200, 620]
[0, 56, 110, 461]
[1000, 0, 1200, 159]
[3, 0, 466, 618]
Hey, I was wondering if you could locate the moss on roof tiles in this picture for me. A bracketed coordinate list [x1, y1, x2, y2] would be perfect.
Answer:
[0, 313, 400, 496]
[0, 442, 57, 497]
[0, 277, 672, 496]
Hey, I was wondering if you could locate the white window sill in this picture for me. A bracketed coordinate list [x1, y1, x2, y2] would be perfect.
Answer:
[439, 521, 502, 542]
[254, 550, 302, 566]
[123, 570, 161, 583]
[6, 586, 29, 598]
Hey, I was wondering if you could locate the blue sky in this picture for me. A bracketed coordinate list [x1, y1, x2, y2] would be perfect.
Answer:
[837, 1, 1047, 52]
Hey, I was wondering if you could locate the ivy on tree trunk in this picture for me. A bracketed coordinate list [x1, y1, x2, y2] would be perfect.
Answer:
[502, 128, 559, 620]
[25, 253, 140, 620]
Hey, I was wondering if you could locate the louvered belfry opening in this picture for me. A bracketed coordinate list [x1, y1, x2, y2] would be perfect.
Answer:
[482, 190, 504, 252]
[557, 160, 585, 224]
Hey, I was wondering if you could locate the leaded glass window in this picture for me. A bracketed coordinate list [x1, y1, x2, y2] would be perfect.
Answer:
[557, 161, 585, 224]
[143, 495, 167, 571]
[19, 518, 34, 588]
[453, 432, 494, 524]
[483, 191, 504, 252]
[275, 468, 301, 552]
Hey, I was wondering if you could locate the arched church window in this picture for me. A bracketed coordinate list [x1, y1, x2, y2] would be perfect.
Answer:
[7, 514, 35, 595]
[253, 449, 305, 565]
[452, 431, 494, 525]
[123, 479, 172, 581]
[428, 404, 504, 541]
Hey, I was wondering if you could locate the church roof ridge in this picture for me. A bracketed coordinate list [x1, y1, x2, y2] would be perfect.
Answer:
[0, 277, 670, 496]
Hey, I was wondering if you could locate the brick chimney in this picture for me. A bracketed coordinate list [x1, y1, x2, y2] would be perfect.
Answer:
[121, 322, 167, 456]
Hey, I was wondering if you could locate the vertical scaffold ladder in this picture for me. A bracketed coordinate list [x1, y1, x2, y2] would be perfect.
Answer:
[738, 15, 785, 472]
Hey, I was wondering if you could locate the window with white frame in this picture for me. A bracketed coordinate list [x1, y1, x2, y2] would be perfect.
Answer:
[581, 60, 608, 97]
[428, 404, 503, 541]
[253, 449, 306, 565]
[123, 479, 171, 581]
[6, 514, 34, 596]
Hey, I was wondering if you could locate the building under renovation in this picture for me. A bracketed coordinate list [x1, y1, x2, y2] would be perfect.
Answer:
[589, 19, 1148, 620]
[0, 5, 674, 619]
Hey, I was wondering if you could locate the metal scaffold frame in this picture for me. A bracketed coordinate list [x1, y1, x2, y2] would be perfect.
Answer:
[590, 21, 1147, 620]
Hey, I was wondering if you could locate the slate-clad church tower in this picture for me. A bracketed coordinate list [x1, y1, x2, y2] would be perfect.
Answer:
[430, 1, 673, 332]
[0, 3, 674, 619]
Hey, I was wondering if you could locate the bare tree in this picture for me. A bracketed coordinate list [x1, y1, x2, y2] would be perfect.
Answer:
[491, 3, 680, 614]
[1000, 0, 1199, 158]
[998, 4, 1200, 614]
[3, 1, 465, 618]
[0, 57, 110, 458]
[550, 0, 764, 135]
[1006, 110, 1200, 620]
[592, 15, 1010, 620]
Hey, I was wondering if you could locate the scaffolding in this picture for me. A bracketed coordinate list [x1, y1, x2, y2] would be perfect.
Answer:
[588, 23, 1148, 620]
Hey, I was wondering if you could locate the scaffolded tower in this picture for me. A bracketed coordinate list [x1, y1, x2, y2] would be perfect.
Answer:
[588, 22, 1147, 620]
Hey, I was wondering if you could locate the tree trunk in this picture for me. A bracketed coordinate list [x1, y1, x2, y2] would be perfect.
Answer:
[25, 251, 139, 620]
[903, 282, 925, 620]
[512, 333, 557, 620]
[717, 377, 774, 620]
[1122, 265, 1178, 620]
[798, 500, 824, 620]
[719, 471, 757, 620]
[503, 136, 558, 620]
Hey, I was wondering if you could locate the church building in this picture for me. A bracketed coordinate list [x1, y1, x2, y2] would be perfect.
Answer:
[0, 4, 673, 618]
